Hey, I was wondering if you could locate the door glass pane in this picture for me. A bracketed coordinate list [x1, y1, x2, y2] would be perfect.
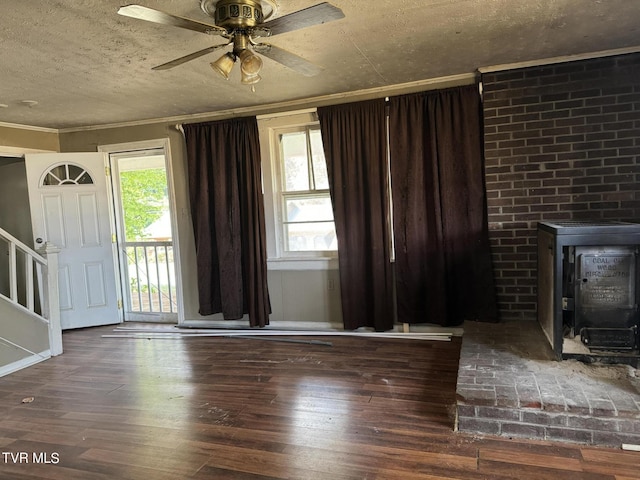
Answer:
[67, 164, 84, 181]
[76, 171, 93, 184]
[44, 165, 67, 185]
[42, 163, 94, 186]
[42, 173, 59, 186]
[118, 158, 170, 242]
[115, 153, 177, 316]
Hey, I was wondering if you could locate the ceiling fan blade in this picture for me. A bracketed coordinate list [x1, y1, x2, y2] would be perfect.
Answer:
[118, 5, 227, 36]
[254, 44, 323, 77]
[262, 2, 344, 37]
[152, 44, 231, 70]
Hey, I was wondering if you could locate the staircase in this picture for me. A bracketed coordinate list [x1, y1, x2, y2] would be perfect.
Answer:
[0, 226, 61, 377]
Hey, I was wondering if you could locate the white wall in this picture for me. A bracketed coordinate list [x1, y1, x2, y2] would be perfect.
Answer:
[268, 269, 342, 326]
[0, 296, 50, 368]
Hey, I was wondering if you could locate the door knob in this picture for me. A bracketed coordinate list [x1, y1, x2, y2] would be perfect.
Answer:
[35, 238, 44, 244]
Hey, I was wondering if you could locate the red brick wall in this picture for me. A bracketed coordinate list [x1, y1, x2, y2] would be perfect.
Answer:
[482, 53, 640, 321]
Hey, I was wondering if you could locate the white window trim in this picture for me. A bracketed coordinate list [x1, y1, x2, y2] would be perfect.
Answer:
[258, 111, 338, 269]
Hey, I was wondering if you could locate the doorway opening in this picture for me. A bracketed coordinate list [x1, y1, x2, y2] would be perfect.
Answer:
[104, 141, 181, 323]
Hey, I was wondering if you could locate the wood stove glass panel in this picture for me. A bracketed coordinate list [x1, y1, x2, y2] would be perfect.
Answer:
[575, 246, 638, 350]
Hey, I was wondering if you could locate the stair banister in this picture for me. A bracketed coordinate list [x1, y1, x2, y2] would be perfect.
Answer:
[0, 226, 62, 356]
[41, 242, 62, 356]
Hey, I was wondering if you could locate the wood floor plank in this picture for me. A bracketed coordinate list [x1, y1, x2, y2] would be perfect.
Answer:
[581, 463, 640, 478]
[78, 447, 209, 477]
[580, 448, 640, 478]
[192, 465, 287, 480]
[281, 443, 479, 477]
[478, 460, 615, 480]
[479, 448, 583, 471]
[580, 448, 640, 466]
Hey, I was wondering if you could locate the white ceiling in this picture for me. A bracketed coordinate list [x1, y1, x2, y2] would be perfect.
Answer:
[1, 0, 639, 130]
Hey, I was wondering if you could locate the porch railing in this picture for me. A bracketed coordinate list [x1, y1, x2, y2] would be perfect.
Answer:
[0, 227, 62, 356]
[123, 241, 177, 314]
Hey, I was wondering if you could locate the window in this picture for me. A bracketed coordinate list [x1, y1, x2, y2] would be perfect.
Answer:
[276, 126, 337, 255]
[41, 163, 93, 186]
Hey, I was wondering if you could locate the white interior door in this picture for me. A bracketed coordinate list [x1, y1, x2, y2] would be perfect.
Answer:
[25, 153, 121, 330]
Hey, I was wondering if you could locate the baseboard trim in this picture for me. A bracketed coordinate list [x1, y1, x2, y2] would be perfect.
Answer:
[177, 320, 464, 335]
[179, 320, 343, 331]
[0, 350, 51, 378]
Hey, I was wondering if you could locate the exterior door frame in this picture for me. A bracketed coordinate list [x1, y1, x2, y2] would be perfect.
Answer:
[98, 138, 185, 324]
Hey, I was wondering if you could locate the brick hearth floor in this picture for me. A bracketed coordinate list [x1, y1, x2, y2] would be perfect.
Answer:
[456, 319, 640, 447]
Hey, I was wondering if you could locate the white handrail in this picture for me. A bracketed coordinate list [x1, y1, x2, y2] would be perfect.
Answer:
[0, 228, 47, 264]
[0, 226, 62, 356]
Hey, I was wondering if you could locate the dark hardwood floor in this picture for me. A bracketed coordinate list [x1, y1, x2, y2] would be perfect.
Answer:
[0, 325, 638, 479]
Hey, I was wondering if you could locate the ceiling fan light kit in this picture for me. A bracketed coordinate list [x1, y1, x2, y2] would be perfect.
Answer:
[210, 52, 237, 79]
[239, 49, 263, 75]
[117, 0, 345, 85]
[241, 71, 262, 85]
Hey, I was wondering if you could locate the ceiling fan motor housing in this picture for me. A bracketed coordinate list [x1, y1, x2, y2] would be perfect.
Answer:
[213, 0, 263, 29]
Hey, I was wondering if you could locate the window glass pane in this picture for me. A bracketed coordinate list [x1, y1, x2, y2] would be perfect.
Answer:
[76, 171, 94, 184]
[309, 129, 329, 190]
[276, 124, 337, 255]
[41, 164, 94, 186]
[44, 165, 66, 185]
[42, 173, 58, 186]
[284, 196, 333, 223]
[67, 164, 84, 181]
[281, 131, 309, 191]
[67, 164, 93, 184]
[285, 222, 337, 251]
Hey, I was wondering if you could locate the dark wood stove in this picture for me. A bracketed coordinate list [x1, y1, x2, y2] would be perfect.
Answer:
[537, 221, 640, 366]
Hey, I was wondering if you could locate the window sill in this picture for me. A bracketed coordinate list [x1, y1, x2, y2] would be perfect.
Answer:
[267, 257, 339, 270]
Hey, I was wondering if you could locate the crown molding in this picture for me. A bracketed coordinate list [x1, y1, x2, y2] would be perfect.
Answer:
[478, 45, 640, 74]
[0, 121, 58, 134]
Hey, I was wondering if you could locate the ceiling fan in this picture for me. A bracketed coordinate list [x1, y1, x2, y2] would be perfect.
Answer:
[117, 0, 345, 85]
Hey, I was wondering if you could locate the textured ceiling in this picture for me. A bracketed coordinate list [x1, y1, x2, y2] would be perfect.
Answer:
[1, 0, 639, 129]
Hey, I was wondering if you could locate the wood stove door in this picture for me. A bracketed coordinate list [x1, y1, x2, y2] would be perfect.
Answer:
[575, 246, 638, 350]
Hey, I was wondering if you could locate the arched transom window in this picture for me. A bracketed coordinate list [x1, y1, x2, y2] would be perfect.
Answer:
[42, 163, 94, 186]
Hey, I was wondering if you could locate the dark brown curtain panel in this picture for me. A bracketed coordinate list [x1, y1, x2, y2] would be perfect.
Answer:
[183, 117, 271, 327]
[389, 85, 497, 326]
[317, 99, 394, 331]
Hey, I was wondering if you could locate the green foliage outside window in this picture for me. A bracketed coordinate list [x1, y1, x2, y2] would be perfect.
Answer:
[120, 168, 167, 241]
